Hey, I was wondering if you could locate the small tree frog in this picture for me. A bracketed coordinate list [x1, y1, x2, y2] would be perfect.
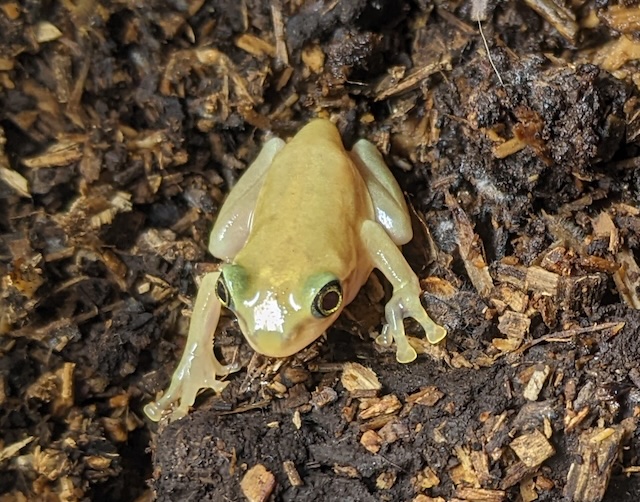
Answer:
[144, 119, 446, 421]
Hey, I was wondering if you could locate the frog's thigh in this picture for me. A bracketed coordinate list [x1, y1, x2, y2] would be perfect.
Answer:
[209, 137, 285, 260]
[350, 139, 412, 245]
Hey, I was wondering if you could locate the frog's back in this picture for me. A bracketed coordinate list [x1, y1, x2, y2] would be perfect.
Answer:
[238, 120, 373, 277]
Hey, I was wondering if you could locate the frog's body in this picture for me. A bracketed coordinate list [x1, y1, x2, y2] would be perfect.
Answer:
[222, 122, 375, 358]
[145, 119, 446, 421]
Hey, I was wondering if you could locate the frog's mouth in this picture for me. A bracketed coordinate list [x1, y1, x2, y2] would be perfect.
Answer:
[244, 328, 314, 358]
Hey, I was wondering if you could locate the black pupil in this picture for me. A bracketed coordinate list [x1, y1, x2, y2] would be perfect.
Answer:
[321, 290, 340, 312]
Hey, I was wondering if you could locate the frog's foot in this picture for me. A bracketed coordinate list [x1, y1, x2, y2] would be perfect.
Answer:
[376, 285, 447, 363]
[144, 351, 239, 422]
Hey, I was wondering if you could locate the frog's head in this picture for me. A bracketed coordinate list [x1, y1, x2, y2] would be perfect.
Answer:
[215, 264, 345, 357]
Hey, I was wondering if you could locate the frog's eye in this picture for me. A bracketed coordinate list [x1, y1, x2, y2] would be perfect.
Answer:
[312, 280, 343, 318]
[215, 275, 232, 308]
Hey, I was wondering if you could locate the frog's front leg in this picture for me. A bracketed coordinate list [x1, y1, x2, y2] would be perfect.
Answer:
[361, 220, 447, 363]
[144, 272, 239, 422]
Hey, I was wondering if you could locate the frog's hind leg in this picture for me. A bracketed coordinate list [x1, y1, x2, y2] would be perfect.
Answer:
[350, 139, 412, 246]
[351, 140, 446, 358]
[209, 137, 285, 260]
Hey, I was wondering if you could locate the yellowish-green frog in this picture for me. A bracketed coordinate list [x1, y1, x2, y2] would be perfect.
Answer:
[144, 119, 446, 421]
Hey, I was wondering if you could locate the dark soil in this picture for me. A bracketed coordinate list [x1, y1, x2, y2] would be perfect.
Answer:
[1, 1, 640, 501]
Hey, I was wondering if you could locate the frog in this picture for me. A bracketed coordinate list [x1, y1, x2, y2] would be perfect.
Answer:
[144, 118, 447, 421]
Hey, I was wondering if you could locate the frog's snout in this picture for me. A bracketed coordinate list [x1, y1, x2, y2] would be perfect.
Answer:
[247, 323, 324, 358]
[247, 329, 294, 358]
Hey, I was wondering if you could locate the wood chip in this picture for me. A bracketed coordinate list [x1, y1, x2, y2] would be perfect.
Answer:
[270, 0, 288, 67]
[523, 365, 551, 401]
[358, 394, 402, 420]
[523, 0, 578, 42]
[565, 406, 591, 433]
[33, 446, 71, 480]
[376, 471, 397, 490]
[282, 383, 311, 409]
[235, 33, 276, 58]
[22, 137, 83, 168]
[375, 57, 452, 101]
[102, 417, 128, 443]
[446, 192, 494, 297]
[536, 475, 555, 491]
[495, 262, 527, 290]
[600, 5, 640, 33]
[497, 311, 531, 340]
[0, 166, 29, 197]
[359, 414, 397, 431]
[525, 266, 560, 296]
[341, 362, 382, 393]
[240, 464, 276, 502]
[455, 487, 506, 501]
[406, 386, 445, 407]
[471, 450, 491, 486]
[360, 430, 382, 454]
[35, 21, 63, 43]
[590, 34, 640, 72]
[450, 446, 480, 487]
[493, 136, 527, 159]
[492, 337, 522, 352]
[501, 461, 537, 490]
[283, 460, 303, 487]
[0, 436, 35, 462]
[510, 429, 555, 467]
[564, 418, 637, 502]
[413, 496, 445, 502]
[292, 410, 301, 430]
[85, 455, 113, 470]
[333, 464, 360, 478]
[613, 248, 640, 309]
[414, 466, 440, 490]
[378, 419, 409, 444]
[56, 362, 75, 412]
[310, 386, 338, 409]
[520, 477, 538, 502]
[301, 44, 325, 74]
[0, 2, 20, 20]
[591, 211, 620, 253]
[495, 285, 528, 313]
